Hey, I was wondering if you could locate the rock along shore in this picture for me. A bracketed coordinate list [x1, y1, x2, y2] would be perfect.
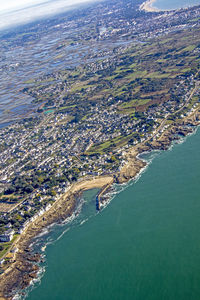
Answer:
[1, 109, 200, 299]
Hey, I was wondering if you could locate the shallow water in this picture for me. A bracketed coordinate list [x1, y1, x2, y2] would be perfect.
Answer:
[154, 0, 200, 10]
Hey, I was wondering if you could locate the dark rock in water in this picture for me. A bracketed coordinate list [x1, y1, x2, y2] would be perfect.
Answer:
[27, 253, 41, 263]
[24, 248, 31, 253]
[178, 130, 187, 136]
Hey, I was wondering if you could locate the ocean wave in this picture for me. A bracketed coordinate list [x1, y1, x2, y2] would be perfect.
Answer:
[13, 266, 46, 300]
[53, 228, 70, 243]
[137, 149, 161, 163]
[133, 163, 150, 184]
[99, 181, 133, 211]
[167, 127, 199, 151]
[80, 218, 89, 226]
[31, 197, 85, 249]
[36, 227, 50, 238]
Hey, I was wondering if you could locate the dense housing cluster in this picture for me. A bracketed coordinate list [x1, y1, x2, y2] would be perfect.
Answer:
[0, 0, 200, 266]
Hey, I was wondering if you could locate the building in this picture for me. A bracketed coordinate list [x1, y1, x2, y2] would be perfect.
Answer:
[0, 229, 15, 242]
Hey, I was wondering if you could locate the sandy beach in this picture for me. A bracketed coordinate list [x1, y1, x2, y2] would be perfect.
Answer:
[139, 0, 159, 12]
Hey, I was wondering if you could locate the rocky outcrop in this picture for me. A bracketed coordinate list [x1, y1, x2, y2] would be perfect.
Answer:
[115, 157, 146, 184]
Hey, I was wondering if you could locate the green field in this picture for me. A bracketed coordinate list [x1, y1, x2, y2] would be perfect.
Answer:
[0, 235, 19, 259]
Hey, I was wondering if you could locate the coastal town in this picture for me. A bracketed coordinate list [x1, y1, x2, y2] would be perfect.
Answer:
[0, 0, 200, 298]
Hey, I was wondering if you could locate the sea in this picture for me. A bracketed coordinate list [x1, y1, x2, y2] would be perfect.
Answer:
[154, 0, 200, 10]
[20, 126, 200, 300]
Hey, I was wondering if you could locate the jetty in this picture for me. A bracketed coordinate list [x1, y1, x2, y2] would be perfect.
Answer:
[96, 183, 112, 210]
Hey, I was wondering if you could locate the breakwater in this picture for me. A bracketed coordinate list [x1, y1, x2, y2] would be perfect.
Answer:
[96, 183, 113, 210]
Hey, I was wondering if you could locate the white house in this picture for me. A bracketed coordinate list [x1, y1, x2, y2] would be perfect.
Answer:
[0, 229, 15, 242]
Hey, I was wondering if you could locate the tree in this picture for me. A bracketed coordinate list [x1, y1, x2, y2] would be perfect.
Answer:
[109, 155, 117, 162]
[24, 185, 34, 193]
[5, 186, 15, 195]
[50, 190, 56, 197]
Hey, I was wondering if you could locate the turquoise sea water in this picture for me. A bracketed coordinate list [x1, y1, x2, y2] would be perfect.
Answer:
[154, 0, 200, 10]
[25, 128, 200, 300]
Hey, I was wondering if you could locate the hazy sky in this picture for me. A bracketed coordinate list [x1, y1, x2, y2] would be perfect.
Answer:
[0, 0, 96, 30]
[0, 0, 48, 13]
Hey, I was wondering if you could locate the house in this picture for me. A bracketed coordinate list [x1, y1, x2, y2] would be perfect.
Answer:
[5, 223, 12, 229]
[24, 205, 31, 212]
[0, 229, 15, 242]
[18, 227, 24, 234]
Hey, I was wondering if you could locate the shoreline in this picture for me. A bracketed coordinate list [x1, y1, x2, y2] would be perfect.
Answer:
[1, 108, 200, 299]
[139, 0, 200, 12]
[139, 0, 159, 12]
[0, 176, 113, 299]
